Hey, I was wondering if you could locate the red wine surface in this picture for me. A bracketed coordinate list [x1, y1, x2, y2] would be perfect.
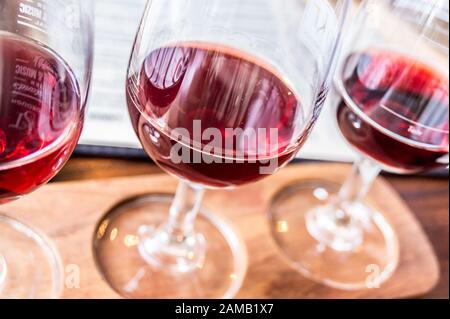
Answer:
[337, 49, 449, 173]
[127, 43, 307, 187]
[0, 35, 82, 203]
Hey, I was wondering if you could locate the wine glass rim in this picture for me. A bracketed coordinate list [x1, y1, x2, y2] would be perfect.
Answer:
[334, 77, 449, 152]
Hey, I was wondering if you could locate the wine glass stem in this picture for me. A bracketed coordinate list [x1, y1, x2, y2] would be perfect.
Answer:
[138, 180, 206, 272]
[306, 157, 382, 252]
[333, 157, 381, 210]
[166, 181, 204, 238]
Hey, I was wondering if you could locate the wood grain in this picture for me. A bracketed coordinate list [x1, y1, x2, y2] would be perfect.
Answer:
[3, 162, 443, 299]
[387, 176, 449, 299]
[52, 158, 449, 298]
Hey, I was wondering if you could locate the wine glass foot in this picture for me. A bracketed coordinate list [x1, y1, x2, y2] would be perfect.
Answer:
[93, 194, 248, 299]
[268, 180, 399, 290]
[0, 215, 63, 298]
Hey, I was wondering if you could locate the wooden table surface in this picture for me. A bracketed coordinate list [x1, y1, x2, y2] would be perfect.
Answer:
[52, 157, 449, 299]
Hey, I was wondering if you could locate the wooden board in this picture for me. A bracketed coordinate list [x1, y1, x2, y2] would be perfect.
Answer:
[2, 164, 439, 298]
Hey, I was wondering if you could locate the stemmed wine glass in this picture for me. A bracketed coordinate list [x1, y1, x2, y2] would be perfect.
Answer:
[0, 0, 94, 298]
[93, 0, 350, 298]
[269, 0, 449, 290]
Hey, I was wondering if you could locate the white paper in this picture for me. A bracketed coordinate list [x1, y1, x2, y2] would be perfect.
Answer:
[80, 0, 146, 148]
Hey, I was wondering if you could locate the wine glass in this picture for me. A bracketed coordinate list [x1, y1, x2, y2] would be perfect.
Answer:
[269, 0, 449, 290]
[0, 0, 94, 298]
[92, 0, 350, 298]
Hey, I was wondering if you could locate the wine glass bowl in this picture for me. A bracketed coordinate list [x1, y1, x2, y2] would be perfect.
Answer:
[0, 35, 83, 204]
[127, 43, 305, 188]
[93, 0, 349, 298]
[336, 49, 449, 174]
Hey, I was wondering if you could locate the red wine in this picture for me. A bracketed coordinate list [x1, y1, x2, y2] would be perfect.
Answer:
[0, 35, 82, 203]
[337, 49, 449, 173]
[127, 43, 307, 188]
